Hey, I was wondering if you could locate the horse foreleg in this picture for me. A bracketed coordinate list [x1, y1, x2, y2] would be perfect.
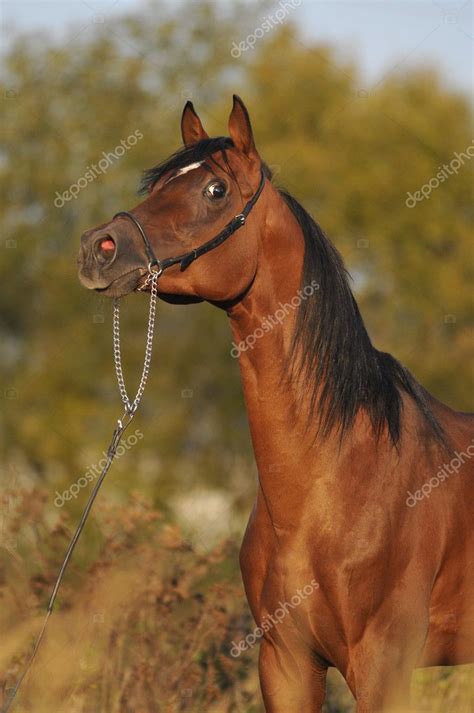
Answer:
[347, 608, 429, 713]
[258, 637, 327, 712]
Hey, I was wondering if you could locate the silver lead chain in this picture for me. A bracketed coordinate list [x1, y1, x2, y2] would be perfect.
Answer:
[113, 271, 159, 415]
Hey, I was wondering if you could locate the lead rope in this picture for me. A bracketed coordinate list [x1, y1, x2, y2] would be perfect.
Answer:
[2, 271, 159, 712]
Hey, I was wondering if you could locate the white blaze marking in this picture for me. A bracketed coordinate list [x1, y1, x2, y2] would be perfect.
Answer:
[166, 161, 203, 184]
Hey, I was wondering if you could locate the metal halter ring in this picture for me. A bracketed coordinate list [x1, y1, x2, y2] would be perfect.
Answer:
[148, 261, 163, 277]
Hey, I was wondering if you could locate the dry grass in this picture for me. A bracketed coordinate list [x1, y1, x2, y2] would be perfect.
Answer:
[1, 489, 472, 712]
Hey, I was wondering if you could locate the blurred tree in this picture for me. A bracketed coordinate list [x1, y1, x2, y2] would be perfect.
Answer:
[244, 27, 473, 409]
[0, 2, 472, 517]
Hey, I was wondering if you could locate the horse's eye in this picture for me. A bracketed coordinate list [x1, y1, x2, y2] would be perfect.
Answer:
[205, 181, 227, 200]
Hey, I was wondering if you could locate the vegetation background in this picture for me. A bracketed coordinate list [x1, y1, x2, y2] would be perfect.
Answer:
[0, 0, 473, 710]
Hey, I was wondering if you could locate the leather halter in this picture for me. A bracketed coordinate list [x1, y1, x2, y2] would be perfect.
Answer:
[113, 168, 266, 276]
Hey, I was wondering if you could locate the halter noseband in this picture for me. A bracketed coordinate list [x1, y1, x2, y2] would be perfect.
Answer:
[113, 168, 266, 280]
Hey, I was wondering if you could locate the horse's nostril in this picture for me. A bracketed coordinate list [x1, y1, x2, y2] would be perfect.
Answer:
[94, 236, 116, 262]
[100, 238, 116, 253]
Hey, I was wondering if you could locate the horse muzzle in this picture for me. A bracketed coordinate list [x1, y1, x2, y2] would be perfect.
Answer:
[77, 225, 148, 295]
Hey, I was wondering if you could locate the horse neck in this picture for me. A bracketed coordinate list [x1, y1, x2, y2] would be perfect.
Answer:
[227, 188, 344, 527]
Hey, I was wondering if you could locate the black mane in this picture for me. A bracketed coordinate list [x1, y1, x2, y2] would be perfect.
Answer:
[281, 191, 445, 446]
[139, 137, 445, 446]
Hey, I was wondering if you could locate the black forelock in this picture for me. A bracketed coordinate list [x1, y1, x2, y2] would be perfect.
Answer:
[138, 137, 235, 195]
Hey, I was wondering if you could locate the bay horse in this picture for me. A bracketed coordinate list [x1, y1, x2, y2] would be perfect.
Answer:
[78, 96, 474, 712]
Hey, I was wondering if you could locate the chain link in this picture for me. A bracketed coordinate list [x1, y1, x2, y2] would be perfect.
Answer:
[113, 271, 159, 414]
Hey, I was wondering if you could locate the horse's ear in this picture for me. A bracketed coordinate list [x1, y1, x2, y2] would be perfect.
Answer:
[181, 101, 209, 146]
[228, 95, 258, 159]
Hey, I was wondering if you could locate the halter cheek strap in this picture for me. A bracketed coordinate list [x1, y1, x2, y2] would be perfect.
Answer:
[113, 168, 266, 276]
[112, 209, 160, 273]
